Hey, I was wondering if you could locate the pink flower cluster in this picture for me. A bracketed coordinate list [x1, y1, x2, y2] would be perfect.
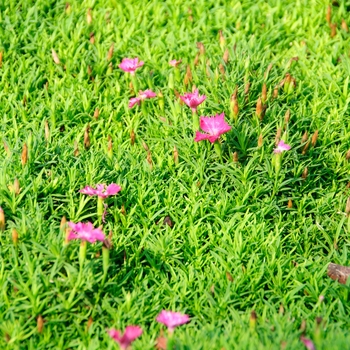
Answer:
[179, 89, 206, 113]
[80, 183, 121, 198]
[129, 89, 157, 108]
[119, 58, 144, 75]
[67, 222, 105, 243]
[108, 310, 189, 349]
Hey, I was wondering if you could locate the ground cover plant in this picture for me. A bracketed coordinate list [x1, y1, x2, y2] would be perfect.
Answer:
[0, 0, 350, 348]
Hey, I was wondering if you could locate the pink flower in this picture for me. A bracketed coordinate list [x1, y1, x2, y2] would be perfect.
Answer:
[300, 336, 316, 350]
[156, 310, 190, 333]
[80, 183, 121, 199]
[128, 89, 157, 108]
[194, 112, 232, 143]
[108, 326, 143, 350]
[274, 140, 291, 154]
[119, 58, 144, 75]
[179, 89, 206, 113]
[169, 59, 182, 67]
[67, 222, 105, 243]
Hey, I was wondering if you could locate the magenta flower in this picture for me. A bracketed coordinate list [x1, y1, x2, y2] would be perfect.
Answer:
[179, 89, 206, 113]
[119, 58, 144, 75]
[67, 222, 105, 243]
[274, 140, 291, 154]
[169, 59, 182, 67]
[300, 336, 316, 350]
[156, 310, 190, 333]
[194, 112, 232, 143]
[108, 326, 143, 350]
[128, 89, 157, 108]
[80, 183, 121, 199]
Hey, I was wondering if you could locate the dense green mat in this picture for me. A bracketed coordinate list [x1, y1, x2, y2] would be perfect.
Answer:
[1, 0, 350, 348]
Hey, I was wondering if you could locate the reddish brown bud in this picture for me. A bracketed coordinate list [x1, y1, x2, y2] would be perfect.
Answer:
[346, 149, 350, 160]
[107, 43, 114, 61]
[302, 140, 310, 155]
[130, 129, 135, 145]
[219, 30, 225, 48]
[121, 204, 126, 216]
[186, 65, 192, 82]
[196, 42, 205, 55]
[44, 120, 50, 141]
[193, 53, 199, 67]
[226, 271, 233, 282]
[146, 150, 153, 170]
[0, 207, 5, 232]
[21, 143, 28, 166]
[173, 145, 179, 165]
[311, 130, 319, 147]
[341, 19, 349, 32]
[287, 199, 293, 208]
[37, 315, 44, 333]
[302, 167, 308, 179]
[13, 178, 20, 195]
[86, 316, 93, 332]
[142, 140, 149, 151]
[326, 5, 331, 26]
[256, 97, 263, 120]
[65, 3, 71, 14]
[262, 83, 267, 103]
[346, 197, 350, 217]
[84, 124, 90, 150]
[258, 133, 263, 147]
[73, 140, 79, 157]
[232, 151, 238, 162]
[244, 81, 250, 102]
[89, 32, 95, 44]
[0, 51, 3, 68]
[264, 63, 273, 79]
[219, 63, 225, 78]
[223, 49, 229, 64]
[12, 228, 18, 246]
[273, 86, 278, 99]
[60, 216, 67, 231]
[3, 140, 10, 156]
[301, 131, 308, 144]
[331, 23, 337, 38]
[284, 109, 290, 124]
[275, 127, 282, 146]
[93, 108, 99, 119]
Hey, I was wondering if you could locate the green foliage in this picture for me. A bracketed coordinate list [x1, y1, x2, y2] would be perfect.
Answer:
[0, 0, 350, 348]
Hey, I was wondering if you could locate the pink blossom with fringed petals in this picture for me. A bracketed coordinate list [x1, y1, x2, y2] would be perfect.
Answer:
[108, 326, 143, 350]
[300, 336, 316, 350]
[67, 222, 105, 243]
[119, 58, 144, 75]
[179, 89, 206, 113]
[194, 112, 232, 143]
[80, 183, 121, 199]
[128, 89, 157, 108]
[274, 140, 291, 154]
[156, 310, 190, 333]
[169, 59, 182, 67]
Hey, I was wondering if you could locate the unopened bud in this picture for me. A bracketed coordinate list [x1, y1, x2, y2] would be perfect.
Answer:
[107, 135, 113, 159]
[73, 140, 79, 157]
[196, 42, 205, 55]
[65, 2, 71, 14]
[232, 151, 238, 162]
[346, 149, 350, 160]
[256, 97, 263, 120]
[107, 43, 114, 61]
[173, 145, 179, 165]
[264, 63, 273, 80]
[219, 63, 225, 78]
[226, 271, 233, 282]
[302, 167, 308, 179]
[146, 150, 153, 170]
[0, 207, 5, 231]
[279, 303, 284, 315]
[142, 140, 149, 151]
[21, 143, 28, 166]
[13, 178, 20, 195]
[44, 120, 50, 142]
[3, 140, 10, 156]
[301, 131, 308, 144]
[87, 8, 93, 24]
[158, 91, 164, 112]
[258, 133, 263, 147]
[84, 124, 90, 149]
[302, 140, 310, 155]
[121, 204, 126, 216]
[186, 65, 192, 83]
[287, 199, 293, 208]
[262, 83, 267, 103]
[206, 61, 211, 77]
[223, 49, 229, 64]
[51, 49, 60, 64]
[231, 90, 239, 121]
[219, 30, 225, 49]
[37, 315, 44, 333]
[60, 216, 67, 231]
[326, 5, 331, 26]
[250, 310, 257, 331]
[89, 32, 95, 44]
[341, 19, 349, 32]
[86, 317, 93, 332]
[194, 53, 199, 67]
[130, 129, 135, 146]
[300, 319, 306, 332]
[275, 127, 282, 146]
[12, 228, 18, 246]
[0, 51, 2, 68]
[284, 109, 290, 124]
[330, 23, 337, 38]
[244, 81, 250, 102]
[273, 86, 278, 99]
[93, 108, 99, 119]
[346, 197, 350, 217]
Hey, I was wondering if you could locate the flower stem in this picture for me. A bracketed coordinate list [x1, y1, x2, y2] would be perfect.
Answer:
[192, 110, 199, 131]
[97, 197, 104, 223]
[102, 246, 110, 285]
[79, 240, 87, 271]
[130, 74, 139, 95]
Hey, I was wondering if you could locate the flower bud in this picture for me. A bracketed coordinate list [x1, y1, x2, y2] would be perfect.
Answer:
[326, 5, 331, 26]
[193, 53, 199, 67]
[84, 124, 90, 150]
[346, 149, 350, 160]
[302, 167, 308, 179]
[275, 127, 282, 146]
[232, 151, 238, 162]
[107, 43, 114, 61]
[51, 49, 60, 65]
[330, 23, 337, 38]
[287, 199, 293, 208]
[249, 310, 257, 331]
[244, 81, 250, 102]
[173, 145, 179, 165]
[284, 109, 290, 124]
[142, 140, 149, 151]
[13, 178, 20, 195]
[65, 2, 71, 14]
[0, 51, 2, 68]
[219, 30, 225, 50]
[273, 86, 278, 99]
[89, 32, 95, 44]
[258, 133, 263, 147]
[3, 140, 10, 156]
[73, 140, 79, 157]
[12, 228, 18, 246]
[301, 131, 308, 144]
[196, 42, 205, 56]
[256, 97, 263, 120]
[87, 8, 92, 24]
[107, 135, 113, 159]
[21, 142, 28, 166]
[223, 49, 229, 64]
[311, 130, 319, 147]
[146, 150, 153, 170]
[93, 108, 99, 119]
[346, 197, 350, 217]
[0, 207, 5, 231]
[262, 83, 267, 103]
[86, 317, 93, 332]
[37, 315, 44, 333]
[130, 129, 135, 146]
[302, 140, 310, 155]
[341, 19, 349, 32]
[158, 91, 164, 113]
